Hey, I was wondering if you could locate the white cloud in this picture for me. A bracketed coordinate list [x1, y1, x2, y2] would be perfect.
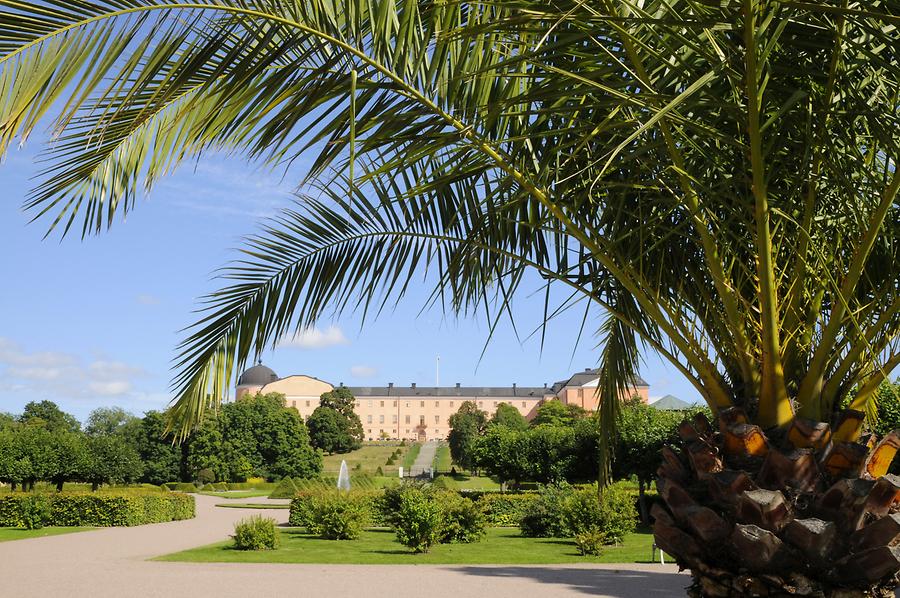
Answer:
[278, 326, 349, 349]
[88, 381, 132, 396]
[350, 365, 377, 379]
[136, 294, 161, 306]
[0, 337, 147, 402]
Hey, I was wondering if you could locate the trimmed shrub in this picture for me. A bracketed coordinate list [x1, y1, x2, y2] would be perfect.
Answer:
[476, 493, 538, 526]
[290, 490, 372, 539]
[197, 468, 215, 485]
[0, 491, 194, 527]
[392, 486, 443, 553]
[269, 478, 300, 499]
[233, 515, 279, 550]
[519, 484, 576, 537]
[375, 466, 384, 476]
[574, 529, 606, 556]
[21, 495, 51, 530]
[434, 491, 485, 544]
[174, 482, 196, 493]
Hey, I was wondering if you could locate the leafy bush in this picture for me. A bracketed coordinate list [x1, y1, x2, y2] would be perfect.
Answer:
[290, 490, 371, 539]
[391, 486, 443, 553]
[233, 515, 279, 550]
[173, 482, 196, 493]
[520, 483, 637, 541]
[520, 484, 577, 537]
[0, 491, 194, 527]
[475, 492, 537, 526]
[574, 529, 606, 556]
[197, 468, 215, 485]
[592, 483, 638, 543]
[21, 495, 51, 530]
[434, 491, 485, 543]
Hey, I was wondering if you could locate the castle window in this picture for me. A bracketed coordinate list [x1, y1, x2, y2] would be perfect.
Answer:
[450, 401, 454, 408]
[367, 415, 372, 424]
[392, 415, 398, 424]
[379, 415, 385, 424]
[380, 400, 385, 407]
[305, 400, 310, 407]
[522, 401, 526, 408]
[434, 401, 439, 407]
[434, 415, 439, 424]
[405, 415, 410, 424]
[420, 401, 425, 408]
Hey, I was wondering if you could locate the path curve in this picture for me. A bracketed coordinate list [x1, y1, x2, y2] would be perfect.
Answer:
[0, 493, 690, 597]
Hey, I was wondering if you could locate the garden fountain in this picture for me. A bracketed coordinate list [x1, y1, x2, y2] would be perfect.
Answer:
[337, 459, 351, 491]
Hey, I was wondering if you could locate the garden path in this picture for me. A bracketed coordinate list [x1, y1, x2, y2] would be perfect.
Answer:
[410, 440, 438, 476]
[0, 493, 689, 597]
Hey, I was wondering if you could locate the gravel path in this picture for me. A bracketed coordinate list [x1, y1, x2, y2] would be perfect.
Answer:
[0, 493, 689, 597]
[410, 440, 438, 476]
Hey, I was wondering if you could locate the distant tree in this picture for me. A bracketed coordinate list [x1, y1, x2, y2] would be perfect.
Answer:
[187, 393, 321, 481]
[0, 412, 16, 431]
[530, 400, 586, 427]
[872, 379, 900, 436]
[472, 426, 528, 488]
[134, 411, 182, 485]
[311, 388, 364, 451]
[85, 407, 140, 438]
[84, 435, 143, 490]
[318, 387, 358, 418]
[19, 400, 80, 433]
[521, 425, 576, 483]
[447, 401, 488, 472]
[47, 431, 89, 491]
[490, 403, 529, 431]
[307, 406, 361, 454]
[612, 397, 703, 522]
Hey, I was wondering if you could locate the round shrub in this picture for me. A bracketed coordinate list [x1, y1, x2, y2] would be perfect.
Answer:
[392, 486, 443, 553]
[233, 515, 279, 550]
[292, 490, 371, 539]
[434, 491, 485, 543]
[21, 495, 50, 530]
[431, 475, 456, 490]
[519, 484, 573, 537]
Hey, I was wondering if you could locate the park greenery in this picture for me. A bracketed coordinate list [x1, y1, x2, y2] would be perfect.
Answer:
[0, 393, 323, 489]
[232, 515, 279, 550]
[306, 387, 364, 454]
[3, 1, 900, 589]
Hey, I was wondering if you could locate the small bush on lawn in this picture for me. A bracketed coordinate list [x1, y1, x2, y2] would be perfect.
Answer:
[519, 485, 573, 537]
[574, 529, 606, 556]
[520, 482, 637, 542]
[174, 482, 196, 493]
[233, 515, 279, 550]
[392, 486, 443, 553]
[291, 490, 371, 539]
[434, 491, 485, 544]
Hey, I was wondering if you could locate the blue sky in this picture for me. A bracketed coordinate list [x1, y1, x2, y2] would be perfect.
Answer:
[0, 138, 699, 423]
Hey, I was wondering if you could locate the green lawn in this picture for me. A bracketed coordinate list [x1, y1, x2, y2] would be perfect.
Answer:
[215, 502, 290, 509]
[436, 474, 503, 491]
[433, 443, 452, 471]
[197, 490, 273, 499]
[400, 443, 421, 470]
[321, 443, 412, 476]
[0, 527, 94, 542]
[157, 526, 655, 565]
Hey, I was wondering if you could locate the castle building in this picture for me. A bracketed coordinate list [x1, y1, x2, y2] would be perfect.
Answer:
[236, 363, 649, 442]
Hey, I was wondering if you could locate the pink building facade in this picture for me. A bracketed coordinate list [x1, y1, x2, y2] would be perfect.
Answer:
[236, 365, 649, 441]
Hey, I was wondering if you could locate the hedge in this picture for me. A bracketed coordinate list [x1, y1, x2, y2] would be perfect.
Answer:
[288, 488, 535, 529]
[271, 475, 380, 498]
[0, 492, 195, 527]
[290, 489, 388, 528]
[474, 493, 538, 526]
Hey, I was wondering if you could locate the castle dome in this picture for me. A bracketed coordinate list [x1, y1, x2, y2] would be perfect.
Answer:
[237, 362, 279, 386]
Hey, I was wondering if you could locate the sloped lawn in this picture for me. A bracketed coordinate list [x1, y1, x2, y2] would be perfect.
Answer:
[0, 527, 94, 542]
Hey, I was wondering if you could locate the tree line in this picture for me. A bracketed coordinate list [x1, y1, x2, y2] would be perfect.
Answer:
[0, 389, 367, 490]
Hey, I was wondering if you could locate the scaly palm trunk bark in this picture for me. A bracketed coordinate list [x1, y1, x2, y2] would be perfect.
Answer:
[654, 409, 900, 597]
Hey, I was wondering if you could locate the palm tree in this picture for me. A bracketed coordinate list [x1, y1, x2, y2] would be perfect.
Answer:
[2, 0, 899, 593]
